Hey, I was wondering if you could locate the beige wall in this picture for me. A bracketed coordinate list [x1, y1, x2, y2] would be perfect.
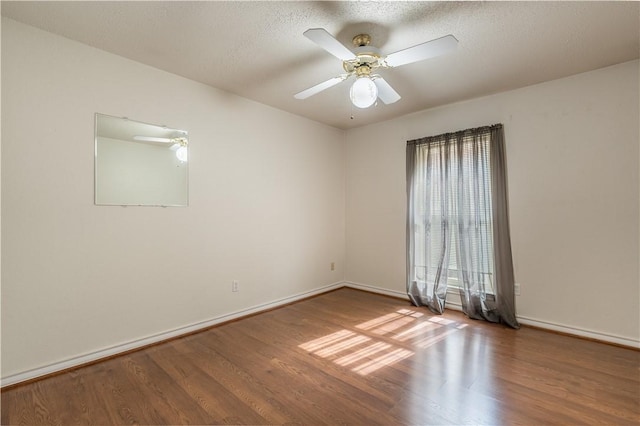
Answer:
[1, 18, 346, 379]
[346, 60, 640, 345]
[3, 17, 639, 383]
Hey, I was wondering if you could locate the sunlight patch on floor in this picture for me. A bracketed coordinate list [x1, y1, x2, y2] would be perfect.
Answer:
[314, 335, 371, 357]
[355, 312, 405, 331]
[372, 315, 416, 335]
[428, 316, 456, 325]
[351, 348, 414, 376]
[298, 330, 355, 352]
[415, 328, 459, 349]
[298, 309, 464, 376]
[334, 342, 391, 366]
[392, 321, 441, 341]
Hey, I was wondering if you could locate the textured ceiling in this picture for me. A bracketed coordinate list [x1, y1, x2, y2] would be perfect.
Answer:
[2, 1, 639, 130]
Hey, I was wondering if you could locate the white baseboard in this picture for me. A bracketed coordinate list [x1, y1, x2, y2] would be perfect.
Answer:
[344, 281, 409, 299]
[1, 281, 344, 388]
[4, 280, 638, 387]
[345, 281, 640, 349]
[516, 315, 640, 348]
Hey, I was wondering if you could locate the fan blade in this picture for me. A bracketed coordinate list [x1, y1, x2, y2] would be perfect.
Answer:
[384, 35, 458, 67]
[303, 28, 356, 61]
[294, 76, 347, 100]
[133, 135, 173, 143]
[373, 77, 401, 104]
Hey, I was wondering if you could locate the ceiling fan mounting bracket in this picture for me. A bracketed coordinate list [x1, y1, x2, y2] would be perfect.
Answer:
[352, 34, 371, 47]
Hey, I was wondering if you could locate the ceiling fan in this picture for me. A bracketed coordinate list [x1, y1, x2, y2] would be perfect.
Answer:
[133, 135, 186, 145]
[294, 28, 458, 109]
[133, 135, 189, 161]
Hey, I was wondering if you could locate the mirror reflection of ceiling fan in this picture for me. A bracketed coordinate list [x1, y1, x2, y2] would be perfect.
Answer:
[133, 136, 188, 162]
[295, 28, 458, 109]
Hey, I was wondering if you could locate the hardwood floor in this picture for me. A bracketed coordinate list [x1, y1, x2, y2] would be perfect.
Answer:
[2, 288, 639, 425]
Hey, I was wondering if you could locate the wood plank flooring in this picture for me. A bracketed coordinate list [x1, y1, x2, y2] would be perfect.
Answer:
[2, 288, 639, 425]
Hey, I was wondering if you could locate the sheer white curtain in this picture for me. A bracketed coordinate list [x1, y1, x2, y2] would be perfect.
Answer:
[406, 124, 519, 328]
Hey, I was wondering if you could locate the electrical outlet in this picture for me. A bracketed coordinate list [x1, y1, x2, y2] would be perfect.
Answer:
[514, 282, 521, 296]
[232, 280, 239, 292]
[331, 262, 335, 271]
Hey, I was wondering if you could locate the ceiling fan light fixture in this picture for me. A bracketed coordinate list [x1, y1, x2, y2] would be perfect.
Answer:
[350, 77, 378, 109]
[176, 146, 188, 162]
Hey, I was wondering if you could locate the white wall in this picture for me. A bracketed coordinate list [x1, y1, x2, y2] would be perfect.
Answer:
[346, 60, 640, 345]
[2, 17, 638, 385]
[1, 18, 345, 380]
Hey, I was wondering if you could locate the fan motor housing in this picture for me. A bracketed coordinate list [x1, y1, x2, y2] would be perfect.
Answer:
[343, 46, 383, 74]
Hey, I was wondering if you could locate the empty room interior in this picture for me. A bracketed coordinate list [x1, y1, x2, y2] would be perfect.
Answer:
[1, 1, 639, 425]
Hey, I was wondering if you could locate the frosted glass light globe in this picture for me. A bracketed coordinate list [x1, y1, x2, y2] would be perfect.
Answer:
[350, 77, 378, 109]
[176, 146, 188, 162]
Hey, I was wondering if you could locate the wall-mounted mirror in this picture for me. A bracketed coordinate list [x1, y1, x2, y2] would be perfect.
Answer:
[95, 113, 188, 206]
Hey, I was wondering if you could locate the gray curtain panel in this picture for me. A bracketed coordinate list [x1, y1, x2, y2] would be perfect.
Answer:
[406, 124, 519, 329]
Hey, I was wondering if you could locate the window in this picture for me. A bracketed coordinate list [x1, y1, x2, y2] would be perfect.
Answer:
[407, 127, 500, 308]
[407, 124, 519, 328]
[412, 136, 495, 295]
